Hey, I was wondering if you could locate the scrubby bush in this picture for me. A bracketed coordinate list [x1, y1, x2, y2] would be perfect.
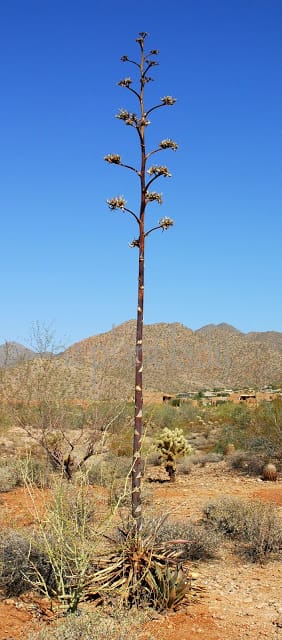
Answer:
[177, 456, 194, 475]
[0, 459, 21, 492]
[19, 454, 52, 488]
[6, 478, 97, 611]
[227, 451, 267, 476]
[203, 496, 282, 561]
[188, 452, 222, 466]
[87, 455, 132, 487]
[146, 450, 162, 466]
[27, 609, 153, 640]
[0, 455, 52, 492]
[0, 528, 55, 596]
[156, 519, 221, 561]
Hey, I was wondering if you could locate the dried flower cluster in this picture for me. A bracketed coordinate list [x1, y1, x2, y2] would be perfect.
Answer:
[116, 109, 138, 127]
[145, 191, 163, 204]
[106, 196, 126, 210]
[159, 217, 174, 230]
[147, 165, 172, 178]
[118, 77, 133, 88]
[104, 154, 121, 164]
[161, 96, 177, 106]
[159, 139, 178, 151]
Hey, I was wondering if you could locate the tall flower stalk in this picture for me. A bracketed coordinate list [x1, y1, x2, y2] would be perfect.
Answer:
[105, 32, 177, 532]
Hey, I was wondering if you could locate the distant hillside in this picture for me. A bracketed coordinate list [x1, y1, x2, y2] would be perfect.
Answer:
[0, 342, 36, 367]
[62, 320, 282, 397]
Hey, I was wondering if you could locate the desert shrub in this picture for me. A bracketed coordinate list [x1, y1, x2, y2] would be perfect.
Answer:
[87, 455, 132, 487]
[0, 459, 21, 492]
[188, 452, 222, 466]
[27, 608, 153, 640]
[228, 451, 267, 476]
[109, 426, 133, 457]
[0, 528, 55, 596]
[19, 455, 52, 488]
[203, 496, 282, 561]
[177, 456, 194, 475]
[0, 454, 52, 492]
[146, 450, 162, 466]
[0, 404, 14, 430]
[18, 478, 97, 611]
[156, 519, 221, 561]
[179, 401, 198, 423]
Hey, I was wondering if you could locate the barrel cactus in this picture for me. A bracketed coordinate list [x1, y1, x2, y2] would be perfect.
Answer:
[224, 443, 235, 456]
[157, 427, 192, 482]
[262, 463, 278, 482]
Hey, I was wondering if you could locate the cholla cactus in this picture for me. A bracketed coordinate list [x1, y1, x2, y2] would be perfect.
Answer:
[157, 427, 192, 482]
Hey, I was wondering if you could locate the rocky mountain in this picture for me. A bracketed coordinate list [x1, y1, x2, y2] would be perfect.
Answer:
[62, 320, 282, 397]
[1, 322, 281, 399]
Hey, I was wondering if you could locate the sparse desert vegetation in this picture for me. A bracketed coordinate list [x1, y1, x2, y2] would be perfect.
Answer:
[0, 24, 282, 640]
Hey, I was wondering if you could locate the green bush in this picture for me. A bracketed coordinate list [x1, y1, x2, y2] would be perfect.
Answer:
[203, 496, 282, 561]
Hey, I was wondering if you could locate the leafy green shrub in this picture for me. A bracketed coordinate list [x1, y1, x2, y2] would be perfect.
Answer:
[203, 496, 282, 561]
[156, 519, 221, 561]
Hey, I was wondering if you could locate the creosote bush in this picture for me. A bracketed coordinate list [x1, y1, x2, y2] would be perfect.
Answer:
[203, 496, 282, 561]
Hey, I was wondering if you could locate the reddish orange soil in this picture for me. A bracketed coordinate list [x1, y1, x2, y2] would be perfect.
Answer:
[0, 462, 281, 640]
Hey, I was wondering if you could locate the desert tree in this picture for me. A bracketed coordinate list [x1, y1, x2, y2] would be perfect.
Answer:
[105, 32, 177, 531]
[0, 323, 126, 479]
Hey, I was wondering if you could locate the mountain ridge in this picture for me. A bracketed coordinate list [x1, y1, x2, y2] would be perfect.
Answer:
[1, 321, 281, 395]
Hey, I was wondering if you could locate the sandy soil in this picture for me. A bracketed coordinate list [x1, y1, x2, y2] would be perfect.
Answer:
[0, 461, 281, 640]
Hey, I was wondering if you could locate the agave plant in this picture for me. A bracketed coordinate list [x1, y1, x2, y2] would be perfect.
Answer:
[83, 520, 190, 610]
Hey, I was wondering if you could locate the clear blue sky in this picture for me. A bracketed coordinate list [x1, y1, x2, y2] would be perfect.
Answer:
[1, 0, 281, 347]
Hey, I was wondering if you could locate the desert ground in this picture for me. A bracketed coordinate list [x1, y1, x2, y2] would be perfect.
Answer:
[0, 459, 281, 640]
